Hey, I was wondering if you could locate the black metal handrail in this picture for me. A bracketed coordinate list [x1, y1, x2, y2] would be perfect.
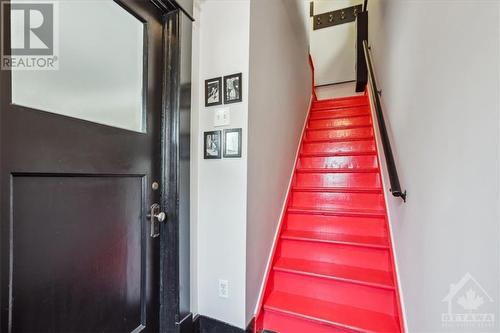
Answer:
[362, 40, 407, 202]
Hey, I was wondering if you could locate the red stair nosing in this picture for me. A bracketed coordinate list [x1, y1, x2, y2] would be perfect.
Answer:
[308, 117, 372, 128]
[281, 230, 389, 250]
[312, 104, 369, 111]
[295, 167, 379, 174]
[303, 136, 374, 144]
[273, 257, 395, 290]
[292, 186, 382, 194]
[312, 102, 368, 108]
[313, 102, 367, 108]
[309, 113, 371, 121]
[312, 102, 369, 109]
[300, 151, 377, 158]
[311, 108, 370, 117]
[288, 207, 386, 218]
[263, 292, 401, 333]
[306, 124, 373, 131]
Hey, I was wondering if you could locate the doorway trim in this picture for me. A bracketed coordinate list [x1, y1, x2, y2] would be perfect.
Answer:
[157, 5, 192, 333]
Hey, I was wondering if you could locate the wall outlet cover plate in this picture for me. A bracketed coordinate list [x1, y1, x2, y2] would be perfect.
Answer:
[214, 107, 230, 127]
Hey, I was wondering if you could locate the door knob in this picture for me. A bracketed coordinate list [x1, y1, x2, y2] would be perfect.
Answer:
[147, 203, 166, 238]
[154, 211, 166, 222]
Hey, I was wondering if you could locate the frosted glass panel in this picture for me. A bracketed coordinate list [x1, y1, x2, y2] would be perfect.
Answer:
[11, 0, 145, 132]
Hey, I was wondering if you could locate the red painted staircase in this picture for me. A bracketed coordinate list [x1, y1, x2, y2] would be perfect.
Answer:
[255, 94, 404, 333]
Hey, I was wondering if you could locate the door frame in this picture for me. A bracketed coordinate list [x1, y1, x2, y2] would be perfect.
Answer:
[144, 2, 194, 332]
[0, 0, 192, 331]
[154, 3, 193, 333]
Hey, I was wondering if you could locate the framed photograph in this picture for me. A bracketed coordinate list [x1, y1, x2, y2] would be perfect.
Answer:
[223, 128, 242, 158]
[204, 131, 221, 159]
[224, 73, 242, 104]
[205, 77, 222, 107]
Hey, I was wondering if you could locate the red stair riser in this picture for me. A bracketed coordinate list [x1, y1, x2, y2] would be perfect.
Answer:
[285, 213, 387, 238]
[261, 310, 353, 333]
[305, 128, 374, 141]
[298, 155, 378, 169]
[310, 108, 370, 119]
[271, 271, 397, 316]
[314, 98, 367, 108]
[301, 141, 376, 155]
[295, 172, 381, 188]
[273, 258, 395, 290]
[279, 240, 391, 271]
[290, 192, 385, 211]
[312, 104, 369, 113]
[314, 95, 366, 102]
[308, 116, 372, 129]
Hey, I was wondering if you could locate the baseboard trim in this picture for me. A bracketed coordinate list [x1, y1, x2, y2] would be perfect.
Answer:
[178, 313, 194, 333]
[192, 315, 254, 333]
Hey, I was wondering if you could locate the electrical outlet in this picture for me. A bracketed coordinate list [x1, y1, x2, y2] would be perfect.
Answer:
[218, 279, 229, 298]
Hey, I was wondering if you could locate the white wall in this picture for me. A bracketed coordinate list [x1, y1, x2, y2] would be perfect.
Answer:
[246, 0, 312, 325]
[311, 0, 363, 85]
[191, 0, 311, 328]
[367, 1, 500, 332]
[191, 0, 250, 328]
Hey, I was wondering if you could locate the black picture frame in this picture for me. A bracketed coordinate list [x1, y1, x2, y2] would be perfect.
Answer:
[223, 128, 242, 158]
[204, 130, 222, 159]
[223, 73, 242, 104]
[205, 77, 222, 107]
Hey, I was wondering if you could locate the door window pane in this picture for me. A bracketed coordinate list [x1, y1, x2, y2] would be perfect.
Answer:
[11, 0, 145, 132]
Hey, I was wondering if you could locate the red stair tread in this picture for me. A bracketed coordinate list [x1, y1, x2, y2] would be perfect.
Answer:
[281, 230, 389, 249]
[304, 136, 374, 144]
[263, 291, 401, 333]
[312, 104, 369, 111]
[292, 186, 382, 193]
[300, 151, 377, 157]
[311, 107, 371, 118]
[295, 172, 381, 189]
[308, 117, 372, 130]
[298, 155, 378, 169]
[296, 167, 379, 173]
[310, 113, 370, 121]
[305, 127, 374, 141]
[288, 207, 386, 218]
[302, 141, 376, 155]
[274, 257, 394, 289]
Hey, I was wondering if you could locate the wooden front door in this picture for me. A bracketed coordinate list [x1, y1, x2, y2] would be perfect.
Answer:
[0, 0, 166, 331]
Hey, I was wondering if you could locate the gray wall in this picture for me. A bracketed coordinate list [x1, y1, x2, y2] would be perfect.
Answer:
[246, 0, 311, 324]
[367, 1, 499, 331]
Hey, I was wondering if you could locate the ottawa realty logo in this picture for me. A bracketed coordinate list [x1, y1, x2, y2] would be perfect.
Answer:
[442, 273, 495, 329]
[1, 0, 59, 70]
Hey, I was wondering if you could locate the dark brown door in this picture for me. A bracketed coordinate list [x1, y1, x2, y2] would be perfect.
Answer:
[0, 0, 165, 331]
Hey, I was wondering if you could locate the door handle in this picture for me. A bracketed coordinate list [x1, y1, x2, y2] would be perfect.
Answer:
[147, 203, 166, 238]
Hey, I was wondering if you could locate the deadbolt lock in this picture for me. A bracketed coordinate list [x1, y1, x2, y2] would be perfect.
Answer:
[147, 203, 166, 238]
